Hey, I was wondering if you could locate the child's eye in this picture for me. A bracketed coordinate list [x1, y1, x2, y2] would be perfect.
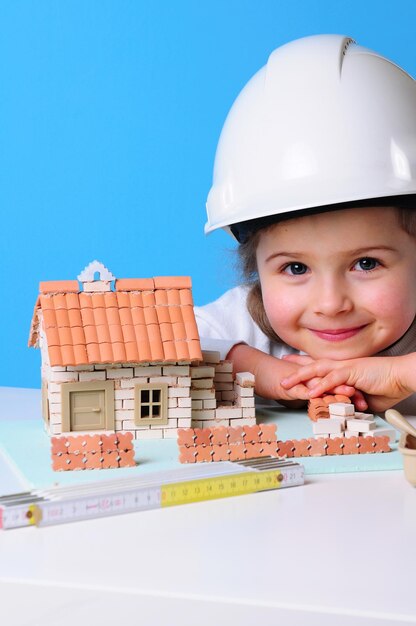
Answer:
[282, 262, 308, 275]
[352, 257, 380, 272]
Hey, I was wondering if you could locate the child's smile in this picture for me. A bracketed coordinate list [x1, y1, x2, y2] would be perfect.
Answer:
[256, 206, 416, 360]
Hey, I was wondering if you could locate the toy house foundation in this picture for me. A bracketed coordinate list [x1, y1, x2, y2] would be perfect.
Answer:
[29, 261, 256, 440]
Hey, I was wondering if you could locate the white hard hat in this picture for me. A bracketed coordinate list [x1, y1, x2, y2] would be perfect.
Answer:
[205, 34, 416, 240]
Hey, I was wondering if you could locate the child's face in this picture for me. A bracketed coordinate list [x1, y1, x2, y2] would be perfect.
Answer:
[256, 206, 416, 360]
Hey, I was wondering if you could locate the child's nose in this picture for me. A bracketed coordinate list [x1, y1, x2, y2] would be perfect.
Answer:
[312, 278, 353, 316]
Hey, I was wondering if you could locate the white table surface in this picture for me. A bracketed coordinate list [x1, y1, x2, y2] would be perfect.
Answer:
[0, 387, 415, 626]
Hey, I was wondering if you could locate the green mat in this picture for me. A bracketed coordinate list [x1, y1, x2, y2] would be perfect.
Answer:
[0, 405, 402, 492]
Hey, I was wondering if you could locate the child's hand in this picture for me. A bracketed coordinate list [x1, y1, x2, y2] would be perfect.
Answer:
[280, 354, 416, 412]
[227, 344, 359, 403]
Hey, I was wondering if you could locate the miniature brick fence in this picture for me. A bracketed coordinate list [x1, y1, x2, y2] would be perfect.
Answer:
[177, 424, 391, 463]
[51, 431, 135, 471]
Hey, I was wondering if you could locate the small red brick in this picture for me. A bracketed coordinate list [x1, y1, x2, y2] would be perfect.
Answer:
[51, 437, 68, 455]
[211, 444, 229, 462]
[293, 439, 311, 457]
[262, 441, 279, 457]
[326, 437, 344, 456]
[245, 442, 263, 459]
[309, 438, 327, 456]
[177, 428, 196, 447]
[51, 454, 71, 471]
[194, 428, 211, 446]
[243, 425, 261, 443]
[84, 434, 102, 453]
[343, 436, 360, 455]
[101, 433, 118, 452]
[211, 426, 228, 445]
[85, 453, 103, 470]
[116, 431, 134, 451]
[276, 440, 295, 458]
[373, 435, 391, 453]
[179, 446, 197, 464]
[118, 450, 136, 467]
[227, 426, 244, 444]
[197, 445, 214, 463]
[358, 436, 376, 454]
[102, 451, 119, 469]
[258, 423, 277, 443]
[228, 443, 245, 461]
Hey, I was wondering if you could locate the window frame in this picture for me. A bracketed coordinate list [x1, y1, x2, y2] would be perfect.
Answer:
[134, 383, 168, 426]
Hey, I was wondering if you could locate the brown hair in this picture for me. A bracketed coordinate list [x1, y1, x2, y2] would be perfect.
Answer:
[238, 206, 416, 343]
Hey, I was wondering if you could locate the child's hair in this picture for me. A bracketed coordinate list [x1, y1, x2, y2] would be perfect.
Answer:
[238, 206, 416, 344]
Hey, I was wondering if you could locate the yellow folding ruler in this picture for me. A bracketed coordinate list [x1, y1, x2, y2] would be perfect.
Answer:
[0, 457, 304, 530]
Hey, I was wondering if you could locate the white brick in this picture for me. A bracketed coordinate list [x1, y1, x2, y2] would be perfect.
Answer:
[230, 418, 257, 427]
[192, 409, 216, 420]
[168, 408, 192, 418]
[50, 424, 63, 434]
[120, 377, 149, 388]
[202, 350, 221, 364]
[191, 389, 216, 400]
[115, 390, 134, 400]
[67, 365, 94, 372]
[234, 384, 253, 397]
[49, 414, 62, 425]
[191, 366, 215, 379]
[346, 419, 376, 433]
[215, 361, 233, 373]
[236, 372, 255, 388]
[176, 377, 192, 387]
[149, 376, 177, 385]
[107, 368, 134, 379]
[79, 371, 107, 382]
[115, 400, 123, 410]
[121, 420, 136, 430]
[177, 418, 192, 428]
[115, 409, 135, 420]
[134, 366, 162, 377]
[135, 430, 163, 440]
[200, 419, 231, 427]
[163, 429, 181, 439]
[50, 371, 79, 383]
[236, 397, 255, 408]
[242, 407, 256, 418]
[365, 427, 396, 443]
[192, 400, 203, 410]
[214, 383, 234, 391]
[178, 397, 192, 408]
[50, 366, 67, 372]
[191, 379, 214, 389]
[314, 419, 343, 434]
[123, 400, 135, 409]
[162, 365, 190, 376]
[215, 407, 243, 419]
[48, 382, 62, 393]
[168, 387, 191, 398]
[328, 403, 354, 417]
[168, 398, 178, 408]
[214, 373, 234, 383]
[202, 399, 217, 409]
[354, 412, 375, 421]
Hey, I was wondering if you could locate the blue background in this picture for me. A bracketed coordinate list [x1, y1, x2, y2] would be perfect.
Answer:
[2, 0, 416, 388]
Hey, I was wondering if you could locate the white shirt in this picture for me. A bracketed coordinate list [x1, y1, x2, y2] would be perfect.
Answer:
[195, 285, 416, 415]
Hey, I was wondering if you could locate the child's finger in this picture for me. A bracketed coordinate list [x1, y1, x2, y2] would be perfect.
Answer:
[282, 354, 314, 365]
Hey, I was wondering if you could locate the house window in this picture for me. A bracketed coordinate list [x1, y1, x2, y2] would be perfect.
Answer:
[134, 384, 168, 426]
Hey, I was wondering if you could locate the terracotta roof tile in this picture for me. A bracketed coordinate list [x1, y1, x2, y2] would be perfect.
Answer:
[40, 280, 79, 294]
[116, 278, 155, 291]
[153, 276, 192, 289]
[30, 273, 202, 366]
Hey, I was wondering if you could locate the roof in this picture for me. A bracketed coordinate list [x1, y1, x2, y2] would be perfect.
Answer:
[29, 268, 203, 367]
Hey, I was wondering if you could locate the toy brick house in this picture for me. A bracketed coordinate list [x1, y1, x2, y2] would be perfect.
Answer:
[29, 261, 256, 440]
